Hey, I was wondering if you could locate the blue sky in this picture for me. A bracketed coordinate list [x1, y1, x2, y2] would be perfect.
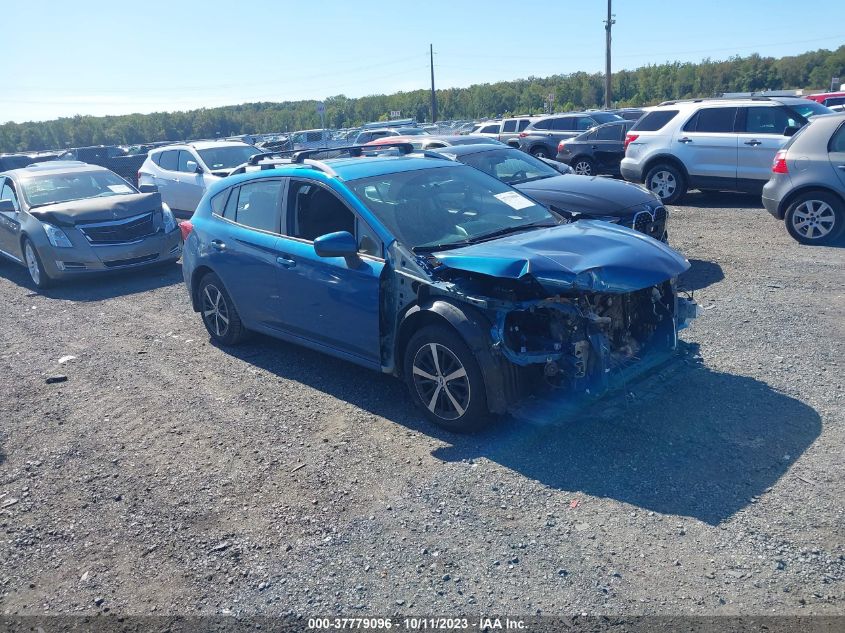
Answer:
[4, 0, 843, 123]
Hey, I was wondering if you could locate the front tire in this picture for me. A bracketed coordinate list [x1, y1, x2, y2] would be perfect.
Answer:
[198, 272, 247, 345]
[404, 325, 489, 433]
[530, 146, 550, 159]
[784, 191, 845, 245]
[23, 238, 52, 290]
[645, 163, 686, 204]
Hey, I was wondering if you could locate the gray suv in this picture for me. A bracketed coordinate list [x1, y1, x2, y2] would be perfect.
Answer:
[517, 112, 624, 158]
[762, 112, 845, 244]
[620, 97, 832, 204]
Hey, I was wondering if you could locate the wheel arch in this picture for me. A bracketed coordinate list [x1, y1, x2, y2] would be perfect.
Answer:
[190, 265, 216, 311]
[778, 184, 845, 220]
[642, 154, 690, 182]
[396, 299, 510, 414]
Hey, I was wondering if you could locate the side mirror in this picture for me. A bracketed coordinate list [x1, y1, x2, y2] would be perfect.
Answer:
[138, 183, 158, 194]
[313, 231, 359, 265]
[186, 160, 202, 173]
[0, 198, 17, 213]
[783, 125, 800, 137]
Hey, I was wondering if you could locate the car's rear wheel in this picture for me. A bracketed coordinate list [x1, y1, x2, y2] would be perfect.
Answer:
[572, 157, 595, 176]
[198, 272, 247, 345]
[784, 191, 845, 245]
[530, 146, 550, 159]
[23, 238, 52, 290]
[404, 325, 489, 433]
[645, 163, 686, 204]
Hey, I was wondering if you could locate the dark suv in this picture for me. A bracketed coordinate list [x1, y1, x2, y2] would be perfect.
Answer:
[517, 112, 624, 159]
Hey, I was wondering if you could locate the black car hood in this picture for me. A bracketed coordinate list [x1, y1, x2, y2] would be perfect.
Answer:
[28, 193, 162, 226]
[515, 174, 657, 216]
[433, 221, 689, 294]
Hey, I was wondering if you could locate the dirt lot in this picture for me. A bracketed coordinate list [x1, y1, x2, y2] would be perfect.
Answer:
[1, 192, 843, 617]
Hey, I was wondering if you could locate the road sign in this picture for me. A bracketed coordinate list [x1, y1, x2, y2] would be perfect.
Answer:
[390, 110, 401, 118]
[832, 77, 841, 91]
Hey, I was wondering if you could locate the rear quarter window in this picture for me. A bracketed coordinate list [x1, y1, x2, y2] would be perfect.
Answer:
[828, 122, 845, 153]
[631, 110, 679, 132]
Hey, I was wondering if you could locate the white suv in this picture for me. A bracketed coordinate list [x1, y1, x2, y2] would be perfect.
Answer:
[138, 141, 260, 215]
[620, 97, 832, 204]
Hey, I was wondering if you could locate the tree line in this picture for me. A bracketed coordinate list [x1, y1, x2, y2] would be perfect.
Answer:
[2, 46, 843, 153]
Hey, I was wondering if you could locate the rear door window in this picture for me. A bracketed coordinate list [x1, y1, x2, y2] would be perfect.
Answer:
[532, 119, 553, 131]
[233, 180, 282, 232]
[575, 117, 596, 131]
[159, 150, 178, 171]
[550, 117, 575, 131]
[684, 107, 738, 133]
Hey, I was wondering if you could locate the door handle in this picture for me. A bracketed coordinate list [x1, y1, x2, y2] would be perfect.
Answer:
[678, 137, 693, 144]
[744, 139, 762, 146]
[837, 165, 845, 170]
[276, 256, 296, 268]
[210, 240, 226, 251]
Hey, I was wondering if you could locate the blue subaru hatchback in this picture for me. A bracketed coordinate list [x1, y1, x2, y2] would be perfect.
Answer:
[182, 146, 697, 432]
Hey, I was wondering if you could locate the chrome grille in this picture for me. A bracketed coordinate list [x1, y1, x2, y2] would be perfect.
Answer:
[79, 212, 158, 245]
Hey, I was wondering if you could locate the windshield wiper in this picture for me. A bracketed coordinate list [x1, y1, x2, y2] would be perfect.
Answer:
[464, 220, 559, 244]
[509, 174, 554, 185]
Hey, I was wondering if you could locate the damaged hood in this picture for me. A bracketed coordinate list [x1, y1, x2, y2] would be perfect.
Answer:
[29, 193, 162, 226]
[515, 174, 657, 217]
[433, 221, 689, 293]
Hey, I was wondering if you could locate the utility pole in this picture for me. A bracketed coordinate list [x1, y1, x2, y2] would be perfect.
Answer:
[430, 44, 438, 123]
[604, 0, 615, 109]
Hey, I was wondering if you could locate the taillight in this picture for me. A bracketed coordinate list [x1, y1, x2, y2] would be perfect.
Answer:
[518, 132, 528, 138]
[623, 133, 639, 152]
[558, 141, 566, 152]
[179, 220, 193, 241]
[772, 149, 788, 174]
[136, 171, 142, 183]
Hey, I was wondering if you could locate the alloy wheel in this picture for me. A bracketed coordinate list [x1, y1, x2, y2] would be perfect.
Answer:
[573, 160, 593, 175]
[412, 342, 471, 421]
[649, 170, 677, 200]
[791, 199, 836, 240]
[24, 242, 41, 286]
[202, 284, 230, 338]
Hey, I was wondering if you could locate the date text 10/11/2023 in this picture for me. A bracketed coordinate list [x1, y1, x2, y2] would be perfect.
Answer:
[307, 617, 527, 630]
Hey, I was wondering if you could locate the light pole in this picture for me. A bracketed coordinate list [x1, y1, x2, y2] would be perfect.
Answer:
[604, 0, 615, 109]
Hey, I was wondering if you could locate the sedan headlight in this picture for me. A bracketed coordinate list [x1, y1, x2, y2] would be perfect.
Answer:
[42, 223, 73, 248]
[161, 203, 177, 233]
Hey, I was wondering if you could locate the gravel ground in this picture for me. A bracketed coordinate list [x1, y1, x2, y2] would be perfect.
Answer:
[1, 192, 843, 618]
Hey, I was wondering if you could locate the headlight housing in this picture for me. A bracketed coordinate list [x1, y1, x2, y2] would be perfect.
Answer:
[161, 203, 177, 233]
[42, 223, 73, 248]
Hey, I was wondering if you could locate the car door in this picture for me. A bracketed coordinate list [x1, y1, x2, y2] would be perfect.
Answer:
[154, 150, 182, 210]
[0, 178, 23, 261]
[274, 178, 384, 366]
[829, 121, 845, 188]
[675, 106, 739, 190]
[549, 116, 577, 150]
[592, 123, 625, 169]
[206, 180, 285, 330]
[736, 106, 798, 191]
[176, 150, 206, 213]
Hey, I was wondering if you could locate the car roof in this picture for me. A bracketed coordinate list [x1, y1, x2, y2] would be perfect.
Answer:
[152, 140, 251, 153]
[429, 143, 516, 157]
[3, 161, 110, 178]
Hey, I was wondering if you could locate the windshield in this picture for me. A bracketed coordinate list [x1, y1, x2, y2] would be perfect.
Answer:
[789, 101, 833, 119]
[397, 128, 429, 136]
[591, 112, 624, 124]
[20, 170, 138, 207]
[348, 164, 558, 251]
[455, 148, 559, 185]
[197, 145, 261, 170]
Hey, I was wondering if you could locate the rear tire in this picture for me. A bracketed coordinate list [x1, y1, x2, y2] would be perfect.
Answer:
[571, 156, 596, 176]
[784, 190, 845, 245]
[22, 238, 52, 290]
[530, 146, 551, 159]
[198, 272, 248, 345]
[645, 163, 686, 204]
[403, 325, 489, 433]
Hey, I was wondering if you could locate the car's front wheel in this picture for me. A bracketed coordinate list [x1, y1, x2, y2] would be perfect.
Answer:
[198, 272, 248, 345]
[784, 191, 845, 245]
[404, 325, 489, 433]
[530, 146, 550, 159]
[22, 238, 52, 290]
[645, 163, 686, 204]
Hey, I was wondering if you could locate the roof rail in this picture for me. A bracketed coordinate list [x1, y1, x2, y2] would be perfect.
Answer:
[658, 96, 775, 106]
[291, 142, 415, 162]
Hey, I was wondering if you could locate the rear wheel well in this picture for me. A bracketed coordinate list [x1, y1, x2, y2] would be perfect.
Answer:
[643, 155, 689, 182]
[190, 265, 215, 311]
[779, 186, 845, 219]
